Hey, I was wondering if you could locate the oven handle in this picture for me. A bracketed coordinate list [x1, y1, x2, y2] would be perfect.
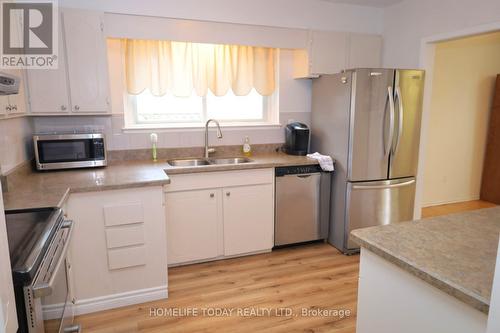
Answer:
[32, 220, 74, 299]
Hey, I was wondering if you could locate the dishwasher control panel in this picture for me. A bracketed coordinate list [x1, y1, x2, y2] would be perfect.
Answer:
[275, 164, 322, 177]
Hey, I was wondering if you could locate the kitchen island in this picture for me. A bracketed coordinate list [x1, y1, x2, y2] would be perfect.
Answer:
[351, 207, 500, 333]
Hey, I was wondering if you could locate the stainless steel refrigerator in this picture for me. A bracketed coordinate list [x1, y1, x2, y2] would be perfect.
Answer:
[311, 68, 425, 254]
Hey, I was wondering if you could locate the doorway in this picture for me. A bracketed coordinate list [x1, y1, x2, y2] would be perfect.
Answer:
[419, 31, 500, 217]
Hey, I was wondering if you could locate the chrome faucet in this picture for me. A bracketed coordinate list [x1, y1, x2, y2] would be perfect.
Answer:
[204, 119, 223, 158]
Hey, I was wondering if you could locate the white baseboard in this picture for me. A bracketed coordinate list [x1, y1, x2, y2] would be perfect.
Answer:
[422, 195, 480, 208]
[73, 285, 168, 316]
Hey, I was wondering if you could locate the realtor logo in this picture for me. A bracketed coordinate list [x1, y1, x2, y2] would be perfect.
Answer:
[1, 0, 58, 68]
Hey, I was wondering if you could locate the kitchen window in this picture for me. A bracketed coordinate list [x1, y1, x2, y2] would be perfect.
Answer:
[131, 88, 273, 125]
[120, 39, 279, 128]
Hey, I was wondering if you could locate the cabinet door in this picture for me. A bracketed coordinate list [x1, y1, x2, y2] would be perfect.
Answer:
[166, 189, 221, 265]
[7, 69, 27, 115]
[0, 95, 8, 115]
[63, 9, 109, 113]
[223, 184, 274, 256]
[27, 22, 70, 114]
[310, 31, 348, 75]
[348, 33, 382, 69]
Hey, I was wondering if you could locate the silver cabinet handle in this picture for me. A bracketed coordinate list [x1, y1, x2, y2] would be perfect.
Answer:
[61, 105, 67, 111]
[226, 192, 231, 197]
[74, 105, 80, 111]
[210, 193, 214, 198]
[5, 105, 12, 111]
[12, 105, 17, 111]
[385, 86, 395, 157]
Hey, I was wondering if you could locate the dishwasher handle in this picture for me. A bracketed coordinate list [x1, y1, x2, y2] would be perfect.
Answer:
[278, 172, 321, 178]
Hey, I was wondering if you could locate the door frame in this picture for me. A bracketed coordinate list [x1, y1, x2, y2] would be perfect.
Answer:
[414, 21, 500, 219]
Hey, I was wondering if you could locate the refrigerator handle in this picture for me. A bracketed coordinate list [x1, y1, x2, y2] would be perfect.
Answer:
[385, 86, 395, 157]
[392, 86, 404, 155]
[351, 179, 415, 190]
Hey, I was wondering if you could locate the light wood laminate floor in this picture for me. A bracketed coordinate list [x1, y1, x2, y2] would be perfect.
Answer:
[75, 243, 360, 333]
[421, 200, 496, 218]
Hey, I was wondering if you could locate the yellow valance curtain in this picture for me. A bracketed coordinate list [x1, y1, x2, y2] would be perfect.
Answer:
[124, 39, 276, 97]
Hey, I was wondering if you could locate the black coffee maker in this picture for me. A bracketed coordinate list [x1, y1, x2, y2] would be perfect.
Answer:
[284, 122, 310, 156]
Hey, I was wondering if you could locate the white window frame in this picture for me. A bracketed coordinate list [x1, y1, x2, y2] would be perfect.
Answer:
[122, 52, 280, 130]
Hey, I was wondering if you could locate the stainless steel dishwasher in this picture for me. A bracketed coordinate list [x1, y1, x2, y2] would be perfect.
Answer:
[275, 165, 331, 246]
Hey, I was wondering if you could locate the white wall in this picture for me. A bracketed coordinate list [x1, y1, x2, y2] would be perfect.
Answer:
[0, 117, 33, 174]
[60, 0, 383, 34]
[422, 32, 500, 206]
[382, 0, 500, 68]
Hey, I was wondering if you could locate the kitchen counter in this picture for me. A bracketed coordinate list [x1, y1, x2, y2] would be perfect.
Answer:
[3, 160, 171, 210]
[351, 207, 500, 314]
[3, 152, 320, 210]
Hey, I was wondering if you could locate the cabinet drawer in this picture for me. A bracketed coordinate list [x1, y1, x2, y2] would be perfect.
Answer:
[103, 203, 143, 226]
[105, 224, 145, 249]
[107, 246, 146, 270]
[165, 168, 273, 192]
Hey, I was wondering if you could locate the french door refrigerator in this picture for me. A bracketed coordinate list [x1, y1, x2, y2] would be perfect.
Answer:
[311, 68, 425, 254]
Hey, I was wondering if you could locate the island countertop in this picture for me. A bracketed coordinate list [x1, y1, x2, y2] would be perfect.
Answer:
[351, 207, 500, 314]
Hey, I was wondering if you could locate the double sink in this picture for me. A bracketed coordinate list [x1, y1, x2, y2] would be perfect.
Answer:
[167, 157, 253, 167]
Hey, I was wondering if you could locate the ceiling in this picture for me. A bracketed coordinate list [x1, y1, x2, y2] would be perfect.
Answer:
[320, 0, 403, 8]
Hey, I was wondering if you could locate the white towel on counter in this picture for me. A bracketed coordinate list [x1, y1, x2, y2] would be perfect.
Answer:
[307, 152, 335, 171]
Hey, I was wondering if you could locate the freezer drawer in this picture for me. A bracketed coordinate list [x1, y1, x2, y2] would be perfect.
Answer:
[275, 168, 330, 246]
[345, 177, 415, 250]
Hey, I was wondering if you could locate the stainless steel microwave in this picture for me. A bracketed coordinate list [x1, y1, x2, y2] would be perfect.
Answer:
[34, 133, 107, 170]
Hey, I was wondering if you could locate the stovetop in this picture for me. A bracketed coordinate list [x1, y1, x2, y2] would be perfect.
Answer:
[5, 207, 63, 284]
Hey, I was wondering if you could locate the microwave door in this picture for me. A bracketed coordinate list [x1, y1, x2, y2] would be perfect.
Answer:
[34, 134, 107, 170]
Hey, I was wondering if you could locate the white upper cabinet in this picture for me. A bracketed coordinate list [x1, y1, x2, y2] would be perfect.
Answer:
[7, 69, 27, 115]
[347, 33, 382, 69]
[27, 19, 70, 114]
[293, 31, 382, 78]
[26, 9, 110, 115]
[0, 13, 27, 116]
[63, 9, 109, 113]
[0, 69, 27, 116]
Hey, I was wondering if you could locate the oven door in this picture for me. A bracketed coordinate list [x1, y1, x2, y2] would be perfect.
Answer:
[24, 221, 80, 333]
[34, 133, 106, 170]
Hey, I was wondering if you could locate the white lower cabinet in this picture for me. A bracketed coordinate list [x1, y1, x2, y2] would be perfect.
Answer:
[165, 169, 274, 266]
[66, 186, 167, 315]
[166, 188, 221, 265]
[223, 184, 274, 256]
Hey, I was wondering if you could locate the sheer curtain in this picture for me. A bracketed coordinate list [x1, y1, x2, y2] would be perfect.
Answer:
[123, 39, 276, 97]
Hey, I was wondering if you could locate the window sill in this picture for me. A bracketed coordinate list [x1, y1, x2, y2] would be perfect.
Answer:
[122, 122, 283, 133]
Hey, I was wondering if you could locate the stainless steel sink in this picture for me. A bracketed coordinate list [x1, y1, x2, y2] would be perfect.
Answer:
[209, 157, 253, 165]
[167, 157, 253, 167]
[167, 158, 210, 167]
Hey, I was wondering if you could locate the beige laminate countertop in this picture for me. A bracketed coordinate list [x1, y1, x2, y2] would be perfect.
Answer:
[3, 152, 319, 210]
[351, 207, 500, 314]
